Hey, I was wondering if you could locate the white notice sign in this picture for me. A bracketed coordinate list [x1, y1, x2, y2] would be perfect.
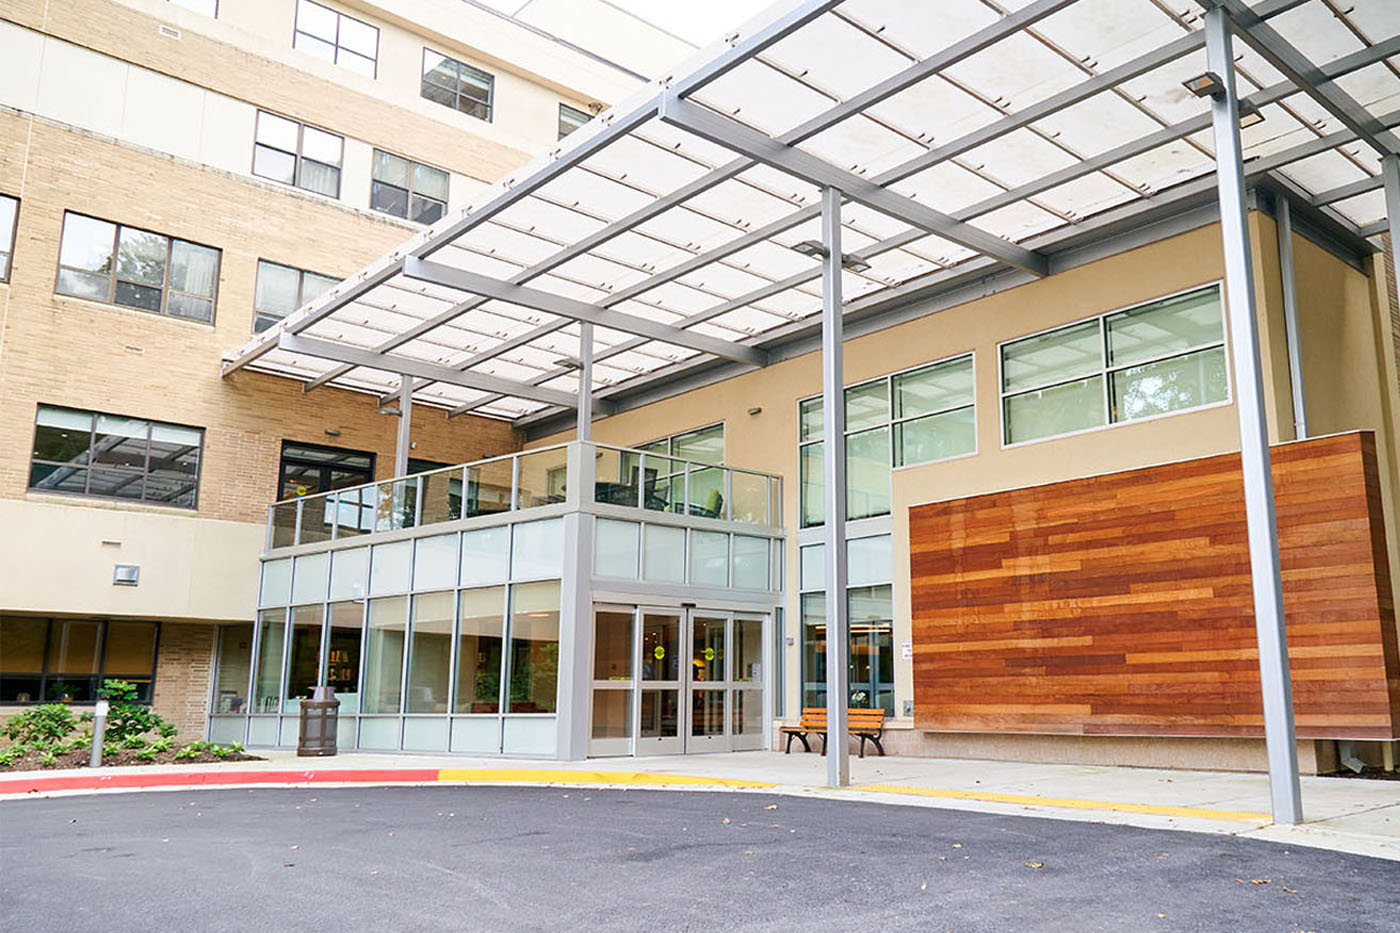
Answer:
[900, 641, 913, 660]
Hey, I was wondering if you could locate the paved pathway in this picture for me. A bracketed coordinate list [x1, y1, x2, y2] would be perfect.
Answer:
[3, 786, 1396, 932]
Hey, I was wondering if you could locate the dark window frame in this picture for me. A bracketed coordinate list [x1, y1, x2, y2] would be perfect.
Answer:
[28, 404, 205, 509]
[0, 617, 161, 705]
[0, 192, 18, 283]
[251, 110, 345, 199]
[292, 0, 379, 78]
[369, 149, 449, 226]
[278, 440, 376, 501]
[558, 103, 590, 140]
[253, 258, 341, 333]
[421, 48, 494, 122]
[53, 211, 220, 324]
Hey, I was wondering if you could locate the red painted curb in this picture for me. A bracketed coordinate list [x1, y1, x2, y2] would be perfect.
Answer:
[0, 768, 443, 796]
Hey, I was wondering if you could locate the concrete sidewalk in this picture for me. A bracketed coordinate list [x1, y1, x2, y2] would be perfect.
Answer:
[3, 749, 1396, 860]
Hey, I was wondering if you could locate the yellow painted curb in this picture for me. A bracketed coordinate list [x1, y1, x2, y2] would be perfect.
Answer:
[436, 768, 776, 789]
[854, 784, 1270, 823]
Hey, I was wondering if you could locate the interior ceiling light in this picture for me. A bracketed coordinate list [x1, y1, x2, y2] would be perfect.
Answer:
[789, 240, 871, 273]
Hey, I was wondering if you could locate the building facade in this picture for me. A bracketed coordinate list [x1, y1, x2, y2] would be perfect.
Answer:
[2, 0, 1397, 776]
[0, 0, 668, 735]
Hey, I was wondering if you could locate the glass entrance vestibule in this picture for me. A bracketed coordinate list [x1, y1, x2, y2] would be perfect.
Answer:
[590, 606, 768, 757]
[210, 442, 784, 760]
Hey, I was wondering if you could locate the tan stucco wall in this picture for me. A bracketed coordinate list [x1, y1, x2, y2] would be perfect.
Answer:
[531, 216, 1400, 744]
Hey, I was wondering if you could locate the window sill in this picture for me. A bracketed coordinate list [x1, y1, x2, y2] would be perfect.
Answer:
[24, 491, 201, 516]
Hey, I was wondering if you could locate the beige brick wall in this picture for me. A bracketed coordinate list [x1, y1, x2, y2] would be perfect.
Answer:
[0, 113, 522, 525]
[152, 622, 217, 739]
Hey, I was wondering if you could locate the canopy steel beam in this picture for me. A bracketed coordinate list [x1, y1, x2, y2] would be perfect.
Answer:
[401, 257, 768, 367]
[1200, 0, 1400, 158]
[1310, 175, 1384, 207]
[276, 333, 583, 409]
[1205, 6, 1303, 825]
[338, 0, 1074, 404]
[658, 94, 1051, 277]
[222, 0, 840, 380]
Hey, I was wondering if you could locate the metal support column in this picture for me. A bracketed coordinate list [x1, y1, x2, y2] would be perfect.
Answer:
[820, 186, 850, 787]
[1383, 154, 1400, 329]
[1205, 7, 1303, 824]
[1275, 197, 1308, 439]
[393, 377, 412, 477]
[577, 322, 594, 441]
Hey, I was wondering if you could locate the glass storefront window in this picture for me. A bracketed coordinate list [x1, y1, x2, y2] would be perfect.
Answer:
[325, 601, 363, 712]
[0, 617, 158, 705]
[800, 585, 895, 714]
[212, 624, 253, 714]
[362, 596, 407, 714]
[406, 591, 454, 713]
[253, 608, 286, 714]
[506, 581, 560, 714]
[284, 604, 324, 708]
[456, 586, 505, 714]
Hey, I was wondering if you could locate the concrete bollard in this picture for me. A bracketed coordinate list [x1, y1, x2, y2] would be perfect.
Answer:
[89, 699, 109, 768]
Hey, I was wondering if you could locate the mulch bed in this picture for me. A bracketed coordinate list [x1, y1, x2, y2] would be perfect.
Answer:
[1, 746, 264, 772]
[1325, 767, 1400, 782]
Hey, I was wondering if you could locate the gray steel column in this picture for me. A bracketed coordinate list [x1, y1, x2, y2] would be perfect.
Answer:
[393, 377, 412, 477]
[577, 322, 594, 441]
[820, 186, 850, 787]
[1275, 197, 1308, 439]
[1384, 154, 1400, 328]
[1205, 6, 1303, 824]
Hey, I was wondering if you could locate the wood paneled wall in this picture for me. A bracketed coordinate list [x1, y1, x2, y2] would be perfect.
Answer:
[909, 431, 1399, 739]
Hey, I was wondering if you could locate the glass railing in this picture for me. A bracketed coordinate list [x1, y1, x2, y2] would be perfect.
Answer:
[590, 443, 781, 526]
[267, 442, 781, 550]
[267, 445, 569, 549]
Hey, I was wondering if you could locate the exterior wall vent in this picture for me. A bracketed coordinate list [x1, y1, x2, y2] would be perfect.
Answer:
[158, 24, 181, 40]
[113, 564, 141, 586]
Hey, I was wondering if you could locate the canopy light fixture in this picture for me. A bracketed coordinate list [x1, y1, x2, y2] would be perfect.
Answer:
[790, 240, 872, 273]
[375, 405, 402, 416]
[553, 358, 582, 370]
[1183, 71, 1225, 98]
[1238, 101, 1265, 129]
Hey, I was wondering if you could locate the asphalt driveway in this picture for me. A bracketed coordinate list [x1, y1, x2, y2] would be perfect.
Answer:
[2, 786, 1395, 931]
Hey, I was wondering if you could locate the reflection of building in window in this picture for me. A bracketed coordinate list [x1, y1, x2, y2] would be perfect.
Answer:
[422, 49, 493, 121]
[29, 405, 203, 508]
[799, 536, 895, 715]
[371, 150, 449, 225]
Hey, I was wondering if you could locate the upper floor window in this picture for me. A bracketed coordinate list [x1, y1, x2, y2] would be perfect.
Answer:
[253, 111, 344, 198]
[0, 193, 17, 282]
[799, 353, 975, 528]
[559, 104, 590, 139]
[29, 405, 204, 508]
[422, 49, 493, 121]
[293, 0, 378, 77]
[279, 441, 374, 500]
[371, 150, 449, 225]
[55, 212, 219, 323]
[999, 285, 1227, 445]
[169, 0, 217, 16]
[254, 259, 340, 332]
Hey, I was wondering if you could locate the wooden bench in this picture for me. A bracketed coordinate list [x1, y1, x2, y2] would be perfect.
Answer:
[779, 707, 887, 758]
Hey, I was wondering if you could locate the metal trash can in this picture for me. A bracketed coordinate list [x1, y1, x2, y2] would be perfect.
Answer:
[297, 685, 340, 757]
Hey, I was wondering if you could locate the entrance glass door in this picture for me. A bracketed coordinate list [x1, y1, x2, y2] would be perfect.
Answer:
[688, 614, 728, 752]
[637, 610, 683, 755]
[589, 606, 635, 757]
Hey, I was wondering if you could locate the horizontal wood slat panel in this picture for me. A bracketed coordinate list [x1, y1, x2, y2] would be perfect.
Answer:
[910, 431, 1400, 739]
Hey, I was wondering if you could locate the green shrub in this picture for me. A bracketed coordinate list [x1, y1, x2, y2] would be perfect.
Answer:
[0, 744, 27, 766]
[98, 680, 167, 744]
[36, 750, 57, 767]
[135, 746, 160, 762]
[2, 704, 79, 746]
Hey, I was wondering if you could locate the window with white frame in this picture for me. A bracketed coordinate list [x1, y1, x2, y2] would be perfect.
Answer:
[55, 212, 220, 322]
[254, 259, 340, 332]
[252, 111, 344, 198]
[293, 0, 378, 77]
[999, 285, 1227, 445]
[798, 353, 975, 528]
[422, 49, 493, 121]
[371, 150, 449, 225]
[168, 0, 217, 16]
[559, 103, 590, 139]
[0, 193, 17, 282]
